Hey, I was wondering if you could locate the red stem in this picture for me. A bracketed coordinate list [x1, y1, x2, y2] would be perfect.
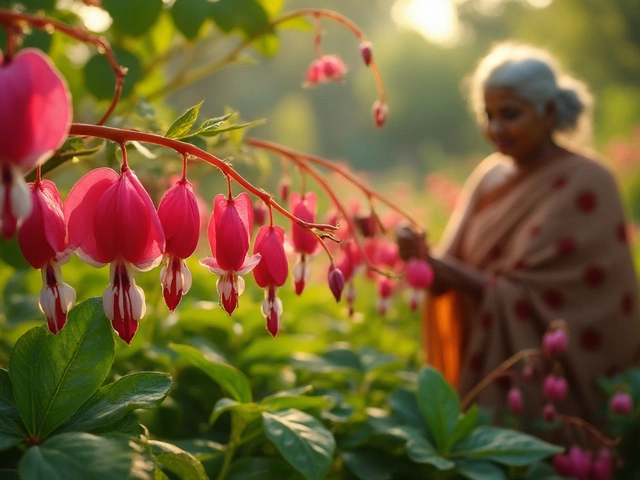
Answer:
[68, 123, 338, 237]
[0, 9, 125, 125]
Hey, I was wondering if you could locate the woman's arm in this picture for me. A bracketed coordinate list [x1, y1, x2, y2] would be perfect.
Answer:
[428, 254, 488, 300]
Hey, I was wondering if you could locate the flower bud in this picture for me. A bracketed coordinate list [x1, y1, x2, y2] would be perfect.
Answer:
[359, 41, 373, 66]
[253, 200, 268, 229]
[372, 100, 388, 128]
[610, 392, 633, 415]
[328, 265, 345, 302]
[542, 403, 556, 422]
[543, 329, 568, 357]
[543, 374, 568, 402]
[507, 387, 523, 414]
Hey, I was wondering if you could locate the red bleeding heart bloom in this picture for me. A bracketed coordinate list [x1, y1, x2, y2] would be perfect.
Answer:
[65, 167, 165, 344]
[253, 225, 288, 336]
[406, 258, 434, 310]
[335, 239, 362, 317]
[17, 179, 75, 334]
[0, 49, 72, 239]
[305, 55, 348, 86]
[376, 276, 394, 316]
[201, 192, 261, 315]
[290, 192, 319, 295]
[157, 178, 200, 312]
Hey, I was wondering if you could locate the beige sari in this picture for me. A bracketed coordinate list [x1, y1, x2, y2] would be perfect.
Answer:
[425, 153, 640, 419]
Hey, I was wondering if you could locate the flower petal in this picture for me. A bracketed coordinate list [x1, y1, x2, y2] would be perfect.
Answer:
[158, 179, 200, 258]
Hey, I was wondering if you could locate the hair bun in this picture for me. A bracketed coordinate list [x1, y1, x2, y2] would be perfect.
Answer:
[555, 76, 592, 132]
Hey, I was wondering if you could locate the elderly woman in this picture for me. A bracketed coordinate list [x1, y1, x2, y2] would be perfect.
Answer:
[401, 43, 640, 419]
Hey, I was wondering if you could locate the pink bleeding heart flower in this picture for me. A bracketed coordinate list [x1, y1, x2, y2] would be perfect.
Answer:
[305, 55, 347, 87]
[1, 49, 72, 239]
[553, 453, 574, 477]
[253, 225, 288, 336]
[543, 374, 568, 402]
[542, 328, 568, 357]
[542, 403, 556, 422]
[406, 258, 434, 310]
[201, 192, 261, 315]
[17, 179, 75, 334]
[65, 167, 165, 344]
[507, 387, 524, 415]
[157, 178, 200, 312]
[376, 276, 394, 316]
[328, 265, 345, 302]
[335, 239, 362, 316]
[290, 192, 319, 295]
[592, 448, 614, 480]
[610, 392, 633, 415]
[569, 446, 593, 480]
[360, 41, 373, 66]
[372, 100, 388, 128]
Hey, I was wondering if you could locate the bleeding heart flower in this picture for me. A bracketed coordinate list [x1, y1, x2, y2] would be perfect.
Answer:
[610, 391, 633, 415]
[157, 178, 200, 312]
[253, 225, 288, 336]
[542, 328, 568, 357]
[406, 258, 434, 310]
[305, 55, 347, 87]
[376, 276, 394, 316]
[328, 265, 345, 302]
[65, 167, 165, 344]
[290, 192, 319, 295]
[569, 446, 593, 480]
[507, 387, 524, 414]
[335, 239, 362, 316]
[201, 192, 261, 315]
[17, 179, 75, 334]
[0, 49, 72, 239]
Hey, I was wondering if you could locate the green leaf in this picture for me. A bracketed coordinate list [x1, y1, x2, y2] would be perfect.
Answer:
[262, 409, 335, 480]
[187, 113, 233, 136]
[209, 0, 269, 36]
[0, 236, 29, 269]
[149, 440, 208, 480]
[103, 0, 163, 36]
[388, 387, 427, 429]
[452, 426, 563, 466]
[196, 118, 265, 138]
[226, 457, 300, 480]
[0, 411, 25, 451]
[456, 459, 507, 480]
[170, 343, 252, 403]
[403, 427, 455, 471]
[171, 0, 209, 40]
[165, 102, 204, 139]
[417, 366, 460, 452]
[0, 369, 20, 421]
[19, 432, 150, 480]
[260, 388, 334, 412]
[92, 412, 143, 437]
[341, 448, 395, 480]
[446, 405, 479, 450]
[84, 47, 142, 100]
[172, 439, 226, 462]
[209, 398, 262, 426]
[59, 372, 172, 433]
[0, 470, 20, 480]
[9, 298, 115, 440]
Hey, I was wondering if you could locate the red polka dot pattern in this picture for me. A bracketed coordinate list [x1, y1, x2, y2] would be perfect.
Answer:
[576, 191, 597, 213]
[515, 300, 532, 321]
[622, 292, 634, 315]
[583, 266, 605, 287]
[556, 238, 576, 256]
[552, 176, 568, 190]
[580, 327, 603, 351]
[543, 290, 564, 310]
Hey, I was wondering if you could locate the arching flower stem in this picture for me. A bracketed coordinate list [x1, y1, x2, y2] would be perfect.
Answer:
[68, 123, 337, 240]
[0, 8, 125, 126]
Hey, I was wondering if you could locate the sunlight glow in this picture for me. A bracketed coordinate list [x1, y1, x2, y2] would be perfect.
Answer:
[392, 0, 461, 46]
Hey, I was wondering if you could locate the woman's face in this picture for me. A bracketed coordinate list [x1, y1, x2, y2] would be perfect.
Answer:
[482, 86, 554, 163]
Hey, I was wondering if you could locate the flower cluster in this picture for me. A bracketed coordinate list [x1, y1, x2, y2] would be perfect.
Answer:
[553, 446, 614, 480]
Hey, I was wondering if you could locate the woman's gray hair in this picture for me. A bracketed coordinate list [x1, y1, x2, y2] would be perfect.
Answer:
[467, 42, 593, 143]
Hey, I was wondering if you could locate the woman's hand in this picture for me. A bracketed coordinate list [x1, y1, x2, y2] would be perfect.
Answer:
[427, 254, 489, 300]
[395, 222, 428, 261]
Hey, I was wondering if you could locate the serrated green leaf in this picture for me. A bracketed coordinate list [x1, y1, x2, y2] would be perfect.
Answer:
[209, 398, 262, 426]
[171, 0, 209, 40]
[262, 409, 335, 480]
[149, 440, 207, 480]
[9, 298, 115, 440]
[103, 0, 163, 36]
[417, 366, 460, 452]
[59, 372, 172, 433]
[451, 426, 563, 466]
[19, 432, 149, 480]
[456, 459, 507, 480]
[165, 102, 204, 139]
[170, 343, 252, 403]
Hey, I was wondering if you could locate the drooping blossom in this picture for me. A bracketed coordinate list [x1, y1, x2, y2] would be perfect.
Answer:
[17, 179, 75, 334]
[201, 192, 261, 315]
[252, 200, 268, 229]
[65, 167, 165, 344]
[359, 41, 373, 66]
[406, 258, 434, 310]
[157, 178, 200, 312]
[252, 225, 288, 336]
[542, 403, 556, 422]
[506, 387, 523, 415]
[328, 265, 345, 302]
[542, 328, 568, 357]
[543, 374, 568, 402]
[376, 276, 394, 316]
[568, 446, 593, 480]
[372, 100, 388, 128]
[592, 448, 614, 480]
[290, 192, 319, 295]
[610, 391, 633, 415]
[1, 49, 72, 238]
[305, 55, 347, 86]
[335, 239, 362, 316]
[553, 453, 573, 477]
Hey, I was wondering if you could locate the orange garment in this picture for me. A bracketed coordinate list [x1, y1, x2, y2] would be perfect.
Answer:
[424, 153, 640, 418]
